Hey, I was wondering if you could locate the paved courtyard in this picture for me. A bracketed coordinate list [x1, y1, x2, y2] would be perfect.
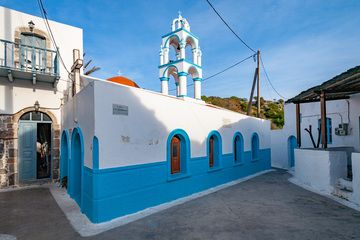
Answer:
[1, 170, 360, 240]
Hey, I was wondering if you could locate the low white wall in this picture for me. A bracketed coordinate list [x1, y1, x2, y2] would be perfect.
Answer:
[351, 153, 360, 205]
[294, 149, 347, 193]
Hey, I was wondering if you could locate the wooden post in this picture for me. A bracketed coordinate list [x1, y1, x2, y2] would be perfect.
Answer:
[295, 103, 301, 147]
[320, 91, 327, 148]
[256, 50, 261, 118]
[247, 68, 258, 116]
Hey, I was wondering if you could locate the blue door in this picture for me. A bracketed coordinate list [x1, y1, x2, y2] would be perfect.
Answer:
[18, 122, 37, 181]
[288, 136, 297, 168]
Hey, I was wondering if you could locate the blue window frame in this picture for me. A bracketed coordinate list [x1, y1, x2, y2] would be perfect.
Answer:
[167, 129, 190, 181]
[318, 118, 332, 144]
[207, 131, 222, 171]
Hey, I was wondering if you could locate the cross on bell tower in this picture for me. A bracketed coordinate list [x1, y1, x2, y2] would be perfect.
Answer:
[159, 13, 203, 99]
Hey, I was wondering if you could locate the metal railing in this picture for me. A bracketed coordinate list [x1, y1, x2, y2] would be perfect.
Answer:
[0, 39, 59, 76]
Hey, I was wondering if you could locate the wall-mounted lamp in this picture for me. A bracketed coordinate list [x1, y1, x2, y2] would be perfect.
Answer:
[28, 20, 35, 32]
[34, 101, 40, 112]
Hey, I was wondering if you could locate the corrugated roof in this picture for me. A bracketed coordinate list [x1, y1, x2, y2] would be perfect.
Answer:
[287, 65, 360, 103]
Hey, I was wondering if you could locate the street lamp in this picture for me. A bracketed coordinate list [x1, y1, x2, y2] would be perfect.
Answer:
[28, 20, 35, 32]
[34, 101, 40, 112]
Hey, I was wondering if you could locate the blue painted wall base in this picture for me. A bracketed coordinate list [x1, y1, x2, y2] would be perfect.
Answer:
[79, 149, 271, 223]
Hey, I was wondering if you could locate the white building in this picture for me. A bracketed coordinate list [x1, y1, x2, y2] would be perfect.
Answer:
[0, 7, 83, 187]
[271, 65, 360, 206]
[60, 14, 272, 223]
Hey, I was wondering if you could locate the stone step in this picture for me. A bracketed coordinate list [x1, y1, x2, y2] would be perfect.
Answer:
[336, 178, 353, 192]
[332, 188, 353, 200]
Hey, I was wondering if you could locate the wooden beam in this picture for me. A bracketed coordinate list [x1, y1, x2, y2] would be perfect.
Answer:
[320, 91, 327, 149]
[296, 103, 301, 147]
[256, 50, 261, 118]
[292, 95, 350, 104]
[247, 68, 258, 116]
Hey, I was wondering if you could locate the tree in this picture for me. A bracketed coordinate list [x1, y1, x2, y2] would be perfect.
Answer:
[83, 53, 101, 76]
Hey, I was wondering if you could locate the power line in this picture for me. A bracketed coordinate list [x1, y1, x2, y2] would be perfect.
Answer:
[169, 54, 255, 92]
[259, 56, 286, 100]
[205, 0, 256, 53]
[37, 0, 71, 75]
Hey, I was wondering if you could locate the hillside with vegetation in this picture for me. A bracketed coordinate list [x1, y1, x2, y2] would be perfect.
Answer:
[201, 96, 284, 129]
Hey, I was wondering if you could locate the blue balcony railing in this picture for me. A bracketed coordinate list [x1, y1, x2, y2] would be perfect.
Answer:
[0, 39, 59, 76]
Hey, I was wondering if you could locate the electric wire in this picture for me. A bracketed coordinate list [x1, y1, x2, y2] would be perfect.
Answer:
[259, 56, 286, 99]
[205, 0, 256, 53]
[37, 0, 71, 75]
[169, 54, 255, 92]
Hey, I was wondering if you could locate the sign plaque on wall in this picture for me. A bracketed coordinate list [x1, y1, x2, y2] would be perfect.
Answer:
[113, 104, 128, 115]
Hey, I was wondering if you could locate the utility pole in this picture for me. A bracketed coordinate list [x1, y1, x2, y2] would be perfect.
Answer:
[247, 50, 261, 117]
[256, 50, 261, 118]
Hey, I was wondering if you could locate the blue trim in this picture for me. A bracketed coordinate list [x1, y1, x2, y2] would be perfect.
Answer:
[251, 132, 260, 161]
[80, 148, 271, 223]
[60, 130, 70, 181]
[287, 135, 297, 168]
[161, 65, 178, 78]
[159, 77, 169, 81]
[233, 132, 245, 166]
[69, 127, 85, 211]
[93, 136, 99, 170]
[163, 34, 181, 48]
[162, 28, 199, 40]
[159, 59, 202, 69]
[178, 94, 186, 97]
[193, 77, 202, 82]
[166, 129, 191, 181]
[178, 71, 188, 76]
[207, 131, 223, 171]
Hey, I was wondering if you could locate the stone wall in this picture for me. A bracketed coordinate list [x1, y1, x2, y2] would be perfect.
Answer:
[0, 115, 16, 187]
[0, 109, 60, 188]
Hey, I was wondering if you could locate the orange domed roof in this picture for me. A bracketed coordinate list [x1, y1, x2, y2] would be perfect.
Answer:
[107, 76, 140, 88]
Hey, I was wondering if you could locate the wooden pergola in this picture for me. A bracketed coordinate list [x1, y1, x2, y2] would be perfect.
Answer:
[286, 65, 360, 149]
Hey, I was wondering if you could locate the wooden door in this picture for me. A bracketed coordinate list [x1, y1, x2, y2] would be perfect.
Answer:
[18, 122, 37, 181]
[209, 137, 214, 167]
[171, 136, 181, 174]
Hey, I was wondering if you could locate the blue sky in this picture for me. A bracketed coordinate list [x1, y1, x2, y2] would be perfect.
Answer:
[2, 0, 360, 99]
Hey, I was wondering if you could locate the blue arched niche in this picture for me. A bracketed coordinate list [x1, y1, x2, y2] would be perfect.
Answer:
[251, 132, 260, 161]
[60, 130, 70, 182]
[233, 132, 244, 164]
[70, 127, 84, 207]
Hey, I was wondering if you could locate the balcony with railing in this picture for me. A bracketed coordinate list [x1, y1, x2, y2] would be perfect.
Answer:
[0, 39, 60, 86]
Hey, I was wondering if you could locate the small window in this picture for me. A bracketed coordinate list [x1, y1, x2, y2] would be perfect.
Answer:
[208, 132, 222, 170]
[32, 112, 41, 121]
[167, 130, 190, 181]
[42, 113, 51, 121]
[171, 136, 181, 174]
[20, 112, 31, 120]
[251, 133, 260, 160]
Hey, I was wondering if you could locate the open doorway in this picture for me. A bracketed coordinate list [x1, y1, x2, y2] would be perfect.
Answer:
[18, 111, 52, 182]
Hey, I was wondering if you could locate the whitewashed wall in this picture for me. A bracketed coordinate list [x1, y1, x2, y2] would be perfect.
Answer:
[294, 149, 347, 193]
[351, 153, 360, 205]
[63, 78, 271, 169]
[0, 6, 83, 121]
[271, 94, 360, 169]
